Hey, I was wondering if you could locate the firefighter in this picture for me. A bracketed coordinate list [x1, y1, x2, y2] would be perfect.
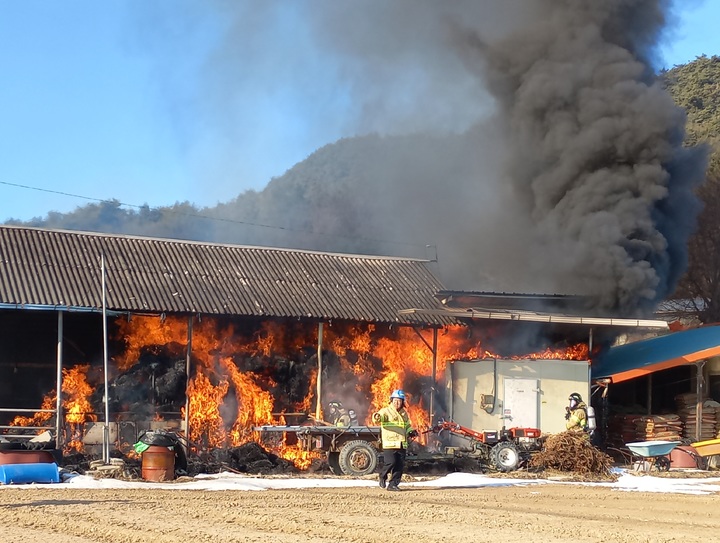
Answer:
[372, 389, 417, 491]
[327, 401, 351, 427]
[565, 392, 588, 433]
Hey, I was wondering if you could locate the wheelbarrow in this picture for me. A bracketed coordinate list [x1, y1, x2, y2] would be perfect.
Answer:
[690, 438, 720, 458]
[625, 440, 681, 472]
[689, 438, 720, 469]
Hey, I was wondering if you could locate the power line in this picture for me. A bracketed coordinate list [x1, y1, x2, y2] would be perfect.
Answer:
[0, 180, 429, 251]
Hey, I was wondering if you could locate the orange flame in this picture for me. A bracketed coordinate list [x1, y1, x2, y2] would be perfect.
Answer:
[12, 314, 589, 468]
[10, 365, 98, 453]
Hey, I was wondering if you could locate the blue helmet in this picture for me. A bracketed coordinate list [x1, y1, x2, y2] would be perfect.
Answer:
[390, 389, 406, 401]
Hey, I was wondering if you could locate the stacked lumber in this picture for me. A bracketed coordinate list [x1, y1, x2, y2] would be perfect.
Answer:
[634, 414, 683, 441]
[675, 393, 717, 441]
[607, 414, 644, 446]
[608, 414, 682, 444]
[713, 401, 720, 439]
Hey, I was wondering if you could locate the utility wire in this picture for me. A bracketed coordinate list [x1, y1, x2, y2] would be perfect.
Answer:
[0, 180, 432, 252]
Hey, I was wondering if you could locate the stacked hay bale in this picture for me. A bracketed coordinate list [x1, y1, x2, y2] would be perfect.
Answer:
[676, 393, 717, 441]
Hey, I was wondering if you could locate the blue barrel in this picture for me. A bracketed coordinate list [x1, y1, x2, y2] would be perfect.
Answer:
[0, 462, 60, 484]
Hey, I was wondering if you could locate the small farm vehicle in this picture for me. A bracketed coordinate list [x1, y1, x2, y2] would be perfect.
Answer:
[427, 419, 543, 472]
[254, 424, 382, 476]
[254, 419, 543, 476]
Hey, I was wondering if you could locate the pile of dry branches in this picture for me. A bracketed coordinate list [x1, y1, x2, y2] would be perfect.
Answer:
[529, 432, 613, 475]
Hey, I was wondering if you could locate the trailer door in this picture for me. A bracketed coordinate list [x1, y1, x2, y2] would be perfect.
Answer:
[503, 378, 539, 428]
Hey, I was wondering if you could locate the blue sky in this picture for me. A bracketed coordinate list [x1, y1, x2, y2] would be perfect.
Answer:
[0, 1, 718, 223]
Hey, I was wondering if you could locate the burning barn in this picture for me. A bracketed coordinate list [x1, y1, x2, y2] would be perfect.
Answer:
[0, 225, 666, 472]
[0, 225, 455, 466]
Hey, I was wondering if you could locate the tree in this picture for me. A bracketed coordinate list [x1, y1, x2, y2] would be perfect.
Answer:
[664, 56, 720, 322]
[672, 158, 720, 322]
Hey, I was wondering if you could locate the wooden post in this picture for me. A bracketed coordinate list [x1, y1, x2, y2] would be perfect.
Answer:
[316, 322, 323, 421]
[184, 315, 193, 454]
[696, 360, 706, 442]
[430, 328, 438, 425]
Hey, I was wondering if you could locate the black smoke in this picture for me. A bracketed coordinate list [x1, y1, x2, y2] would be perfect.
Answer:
[452, 0, 707, 314]
[15, 1, 708, 317]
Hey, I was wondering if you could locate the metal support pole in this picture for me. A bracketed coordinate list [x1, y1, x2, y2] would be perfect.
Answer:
[588, 327, 593, 354]
[429, 328, 438, 425]
[647, 373, 652, 416]
[55, 311, 64, 451]
[101, 253, 110, 464]
[184, 315, 193, 455]
[316, 322, 323, 421]
[696, 360, 706, 442]
[448, 362, 454, 421]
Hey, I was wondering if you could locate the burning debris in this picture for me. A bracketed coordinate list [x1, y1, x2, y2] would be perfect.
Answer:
[529, 432, 614, 476]
[200, 442, 302, 476]
[67, 440, 302, 480]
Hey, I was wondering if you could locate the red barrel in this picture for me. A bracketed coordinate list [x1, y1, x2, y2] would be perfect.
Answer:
[0, 450, 55, 465]
[669, 445, 701, 469]
[141, 445, 176, 482]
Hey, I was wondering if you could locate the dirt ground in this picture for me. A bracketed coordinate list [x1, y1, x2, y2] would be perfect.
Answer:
[1, 474, 720, 543]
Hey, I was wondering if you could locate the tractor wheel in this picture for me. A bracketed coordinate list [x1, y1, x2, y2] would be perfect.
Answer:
[491, 442, 520, 472]
[655, 456, 671, 472]
[327, 452, 342, 475]
[338, 440, 378, 477]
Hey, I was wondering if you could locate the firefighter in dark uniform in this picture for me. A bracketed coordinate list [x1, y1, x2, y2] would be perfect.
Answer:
[327, 401, 351, 427]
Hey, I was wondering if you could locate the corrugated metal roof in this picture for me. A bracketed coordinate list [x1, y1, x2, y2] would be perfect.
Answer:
[592, 325, 720, 383]
[0, 226, 452, 326]
[399, 307, 669, 328]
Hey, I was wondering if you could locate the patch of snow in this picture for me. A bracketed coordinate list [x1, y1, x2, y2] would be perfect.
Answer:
[2, 469, 720, 494]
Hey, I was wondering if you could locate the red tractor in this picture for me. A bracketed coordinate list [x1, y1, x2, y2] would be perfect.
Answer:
[428, 419, 543, 472]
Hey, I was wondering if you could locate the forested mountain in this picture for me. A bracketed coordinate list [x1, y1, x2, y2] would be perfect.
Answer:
[11, 129, 514, 290]
[663, 56, 720, 322]
[664, 56, 720, 147]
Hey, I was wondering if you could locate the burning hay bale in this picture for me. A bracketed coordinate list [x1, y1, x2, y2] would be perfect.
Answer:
[96, 350, 187, 418]
[529, 432, 613, 476]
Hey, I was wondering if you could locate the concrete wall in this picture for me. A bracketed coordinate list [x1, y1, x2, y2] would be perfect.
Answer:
[445, 359, 590, 434]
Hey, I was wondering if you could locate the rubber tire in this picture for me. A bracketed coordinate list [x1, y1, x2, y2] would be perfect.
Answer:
[338, 440, 378, 477]
[655, 456, 671, 472]
[327, 452, 342, 475]
[491, 442, 520, 472]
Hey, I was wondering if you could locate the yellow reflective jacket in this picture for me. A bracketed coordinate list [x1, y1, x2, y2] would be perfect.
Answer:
[334, 409, 351, 427]
[374, 404, 413, 449]
[566, 401, 588, 432]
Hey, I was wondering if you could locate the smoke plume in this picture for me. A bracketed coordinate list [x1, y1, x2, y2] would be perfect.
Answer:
[456, 0, 707, 313]
[34, 1, 708, 317]
[178, 1, 706, 315]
